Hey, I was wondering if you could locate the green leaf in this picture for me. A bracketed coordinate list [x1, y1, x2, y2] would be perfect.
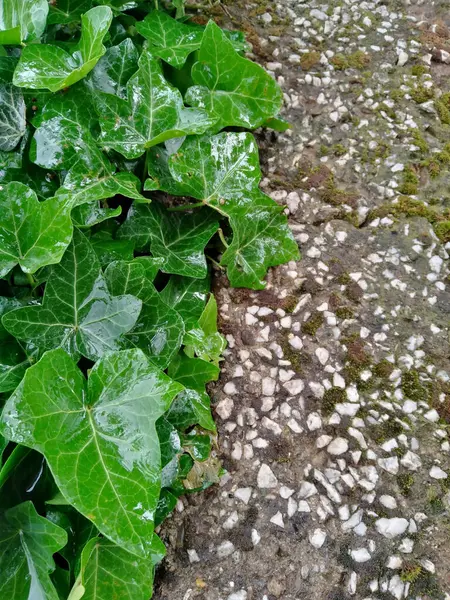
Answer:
[119, 202, 218, 278]
[87, 37, 138, 98]
[94, 49, 215, 159]
[0, 501, 67, 600]
[104, 259, 185, 368]
[136, 11, 203, 69]
[59, 171, 148, 207]
[0, 83, 26, 151]
[147, 132, 299, 288]
[71, 202, 122, 229]
[184, 295, 226, 365]
[262, 115, 291, 131]
[0, 338, 30, 392]
[91, 232, 135, 266]
[74, 536, 164, 600]
[13, 6, 113, 92]
[168, 354, 219, 391]
[160, 275, 209, 330]
[48, 0, 93, 25]
[166, 388, 216, 432]
[0, 0, 49, 44]
[185, 21, 283, 130]
[2, 229, 142, 361]
[0, 182, 73, 277]
[182, 430, 211, 461]
[0, 348, 183, 557]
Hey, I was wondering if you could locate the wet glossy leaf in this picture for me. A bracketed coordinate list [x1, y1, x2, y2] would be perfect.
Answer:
[74, 536, 164, 600]
[2, 229, 142, 361]
[184, 295, 226, 365]
[48, 0, 93, 25]
[87, 37, 138, 97]
[168, 354, 219, 391]
[160, 275, 209, 330]
[94, 50, 215, 159]
[71, 202, 122, 229]
[147, 132, 299, 288]
[166, 388, 216, 432]
[182, 431, 211, 461]
[0, 0, 49, 44]
[0, 84, 26, 151]
[91, 232, 135, 266]
[0, 348, 183, 557]
[0, 338, 30, 392]
[136, 11, 203, 69]
[185, 21, 282, 130]
[13, 6, 113, 92]
[0, 182, 73, 277]
[105, 259, 185, 368]
[0, 501, 67, 600]
[58, 171, 147, 207]
[119, 202, 219, 278]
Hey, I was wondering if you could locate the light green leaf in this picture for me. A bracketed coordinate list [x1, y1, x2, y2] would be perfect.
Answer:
[94, 49, 215, 159]
[105, 259, 185, 368]
[13, 6, 113, 92]
[119, 202, 218, 278]
[166, 388, 216, 432]
[75, 536, 164, 600]
[160, 275, 209, 331]
[184, 295, 226, 365]
[2, 229, 142, 361]
[168, 354, 219, 391]
[87, 37, 138, 98]
[0, 83, 26, 150]
[185, 20, 282, 130]
[0, 181, 73, 277]
[0, 348, 183, 557]
[0, 501, 67, 600]
[136, 11, 203, 69]
[147, 132, 299, 288]
[59, 171, 147, 207]
[0, 0, 48, 44]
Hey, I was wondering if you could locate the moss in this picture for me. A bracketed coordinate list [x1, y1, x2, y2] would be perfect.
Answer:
[336, 306, 355, 319]
[373, 360, 394, 379]
[411, 64, 428, 77]
[410, 84, 434, 104]
[337, 272, 351, 285]
[302, 311, 324, 336]
[331, 51, 371, 71]
[400, 563, 423, 583]
[401, 370, 426, 402]
[411, 129, 429, 154]
[435, 220, 450, 243]
[323, 387, 346, 416]
[397, 473, 415, 496]
[345, 281, 363, 303]
[372, 418, 404, 445]
[435, 99, 450, 124]
[282, 295, 298, 313]
[300, 51, 321, 71]
[391, 89, 406, 102]
[332, 143, 347, 157]
[319, 173, 358, 208]
[280, 340, 304, 374]
[398, 166, 419, 196]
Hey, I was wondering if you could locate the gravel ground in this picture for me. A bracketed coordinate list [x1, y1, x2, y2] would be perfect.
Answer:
[154, 0, 450, 598]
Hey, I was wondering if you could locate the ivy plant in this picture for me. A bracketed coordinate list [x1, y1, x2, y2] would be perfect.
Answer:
[0, 1, 299, 599]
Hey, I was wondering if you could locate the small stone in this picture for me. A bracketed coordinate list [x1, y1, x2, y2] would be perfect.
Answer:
[280, 486, 295, 499]
[217, 540, 235, 558]
[350, 548, 371, 563]
[327, 437, 349, 455]
[234, 487, 252, 504]
[262, 377, 276, 396]
[228, 591, 247, 600]
[299, 481, 318, 499]
[315, 347, 329, 365]
[216, 397, 234, 420]
[375, 518, 408, 539]
[223, 511, 239, 530]
[380, 495, 397, 509]
[187, 549, 200, 563]
[397, 51, 408, 66]
[283, 379, 304, 395]
[378, 456, 399, 475]
[307, 412, 322, 431]
[309, 528, 326, 549]
[430, 466, 447, 479]
[251, 529, 260, 545]
[260, 11, 272, 23]
[257, 464, 278, 488]
[401, 451, 422, 471]
[270, 511, 284, 528]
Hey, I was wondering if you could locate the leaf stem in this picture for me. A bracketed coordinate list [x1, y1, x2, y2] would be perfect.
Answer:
[26, 272, 36, 288]
[217, 228, 229, 249]
[168, 202, 204, 212]
[206, 255, 225, 270]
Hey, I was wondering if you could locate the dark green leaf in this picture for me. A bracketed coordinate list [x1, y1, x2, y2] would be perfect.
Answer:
[71, 202, 122, 229]
[0, 0, 49, 44]
[182, 431, 211, 461]
[59, 170, 148, 207]
[168, 354, 219, 391]
[0, 348, 183, 557]
[0, 338, 30, 392]
[166, 388, 216, 432]
[13, 6, 113, 92]
[0, 501, 67, 600]
[94, 50, 215, 158]
[0, 182, 73, 277]
[104, 259, 185, 368]
[0, 83, 26, 150]
[160, 275, 209, 331]
[119, 202, 218, 278]
[48, 1, 93, 25]
[136, 11, 203, 69]
[91, 233, 135, 266]
[2, 229, 142, 361]
[147, 132, 299, 288]
[87, 37, 138, 98]
[185, 21, 283, 130]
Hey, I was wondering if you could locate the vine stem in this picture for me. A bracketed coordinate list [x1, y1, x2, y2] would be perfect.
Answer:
[142, 149, 150, 184]
[206, 256, 225, 270]
[168, 202, 204, 212]
[26, 272, 36, 287]
[218, 228, 229, 249]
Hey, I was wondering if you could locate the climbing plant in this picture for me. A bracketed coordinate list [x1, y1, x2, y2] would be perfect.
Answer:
[0, 1, 299, 598]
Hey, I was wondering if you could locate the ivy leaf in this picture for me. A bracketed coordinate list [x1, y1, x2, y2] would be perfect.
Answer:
[94, 50, 215, 159]
[48, 0, 93, 25]
[71, 202, 122, 229]
[135, 11, 203, 69]
[74, 536, 164, 600]
[160, 275, 209, 331]
[87, 37, 138, 98]
[184, 295, 226, 365]
[182, 430, 211, 462]
[0, 348, 183, 557]
[185, 21, 282, 130]
[119, 202, 219, 278]
[168, 354, 219, 391]
[13, 6, 113, 92]
[91, 233, 135, 267]
[2, 229, 142, 361]
[0, 338, 30, 393]
[104, 259, 184, 368]
[166, 388, 216, 432]
[0, 84, 26, 151]
[0, 0, 49, 44]
[0, 501, 67, 600]
[58, 171, 148, 207]
[147, 132, 299, 288]
[0, 182, 73, 277]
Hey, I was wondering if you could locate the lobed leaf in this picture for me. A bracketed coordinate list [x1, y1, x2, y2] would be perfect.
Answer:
[0, 0, 48, 44]
[0, 348, 183, 557]
[0, 83, 26, 151]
